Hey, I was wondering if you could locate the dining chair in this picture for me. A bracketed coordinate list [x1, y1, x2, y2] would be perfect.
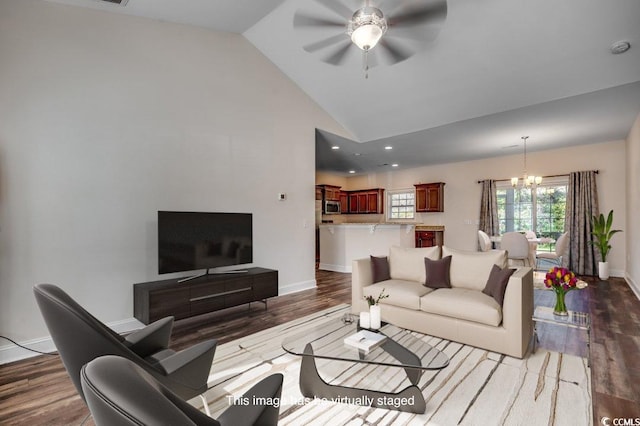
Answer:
[537, 232, 569, 268]
[500, 232, 531, 267]
[81, 355, 283, 426]
[33, 284, 218, 413]
[477, 230, 492, 252]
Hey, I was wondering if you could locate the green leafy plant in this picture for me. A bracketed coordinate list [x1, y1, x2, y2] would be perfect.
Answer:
[590, 210, 622, 262]
[364, 288, 389, 307]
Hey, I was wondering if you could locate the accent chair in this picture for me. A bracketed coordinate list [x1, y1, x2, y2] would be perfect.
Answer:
[33, 283, 217, 411]
[81, 355, 283, 426]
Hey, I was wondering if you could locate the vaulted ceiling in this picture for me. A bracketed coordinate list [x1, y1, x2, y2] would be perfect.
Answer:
[46, 0, 640, 175]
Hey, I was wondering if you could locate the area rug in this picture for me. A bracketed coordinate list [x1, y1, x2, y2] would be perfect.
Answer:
[195, 305, 592, 425]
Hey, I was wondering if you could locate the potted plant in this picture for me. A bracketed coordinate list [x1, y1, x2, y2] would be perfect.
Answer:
[364, 288, 388, 330]
[590, 210, 622, 280]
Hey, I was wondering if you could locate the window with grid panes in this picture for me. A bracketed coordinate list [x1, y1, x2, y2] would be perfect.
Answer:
[387, 190, 415, 220]
[495, 177, 568, 252]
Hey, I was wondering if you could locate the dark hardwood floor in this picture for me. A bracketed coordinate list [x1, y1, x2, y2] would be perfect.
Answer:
[0, 270, 638, 425]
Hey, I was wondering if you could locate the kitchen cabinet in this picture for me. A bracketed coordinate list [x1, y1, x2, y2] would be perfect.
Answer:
[414, 182, 445, 212]
[320, 185, 341, 201]
[414, 226, 444, 247]
[343, 188, 384, 214]
[339, 192, 349, 213]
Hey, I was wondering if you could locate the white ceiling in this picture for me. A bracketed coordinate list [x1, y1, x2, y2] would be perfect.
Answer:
[45, 0, 640, 175]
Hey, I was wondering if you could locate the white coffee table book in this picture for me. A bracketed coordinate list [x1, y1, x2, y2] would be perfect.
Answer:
[343, 329, 387, 353]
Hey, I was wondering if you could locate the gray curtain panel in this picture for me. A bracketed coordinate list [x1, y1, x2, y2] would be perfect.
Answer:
[565, 170, 599, 275]
[479, 180, 499, 236]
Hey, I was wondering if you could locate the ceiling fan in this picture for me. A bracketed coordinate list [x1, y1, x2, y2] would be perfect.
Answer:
[294, 0, 447, 77]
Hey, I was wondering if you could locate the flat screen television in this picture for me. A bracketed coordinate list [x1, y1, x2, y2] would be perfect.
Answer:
[158, 211, 252, 275]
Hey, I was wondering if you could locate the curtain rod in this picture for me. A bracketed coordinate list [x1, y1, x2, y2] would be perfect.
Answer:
[477, 170, 599, 184]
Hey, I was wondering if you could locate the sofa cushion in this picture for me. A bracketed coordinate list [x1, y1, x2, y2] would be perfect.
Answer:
[420, 288, 502, 326]
[482, 264, 516, 306]
[424, 255, 452, 289]
[370, 256, 390, 283]
[442, 246, 508, 291]
[389, 245, 440, 284]
[363, 280, 433, 311]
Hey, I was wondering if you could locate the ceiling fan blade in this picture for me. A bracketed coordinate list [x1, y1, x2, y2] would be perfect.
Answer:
[312, 0, 354, 20]
[303, 33, 348, 53]
[378, 38, 413, 64]
[293, 12, 345, 29]
[387, 0, 447, 27]
[323, 42, 354, 65]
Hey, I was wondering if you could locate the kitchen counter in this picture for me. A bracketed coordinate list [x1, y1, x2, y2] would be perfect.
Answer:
[318, 223, 444, 272]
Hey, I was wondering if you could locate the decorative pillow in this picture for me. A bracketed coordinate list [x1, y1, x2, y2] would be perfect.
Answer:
[482, 264, 516, 305]
[442, 246, 508, 290]
[370, 256, 391, 283]
[389, 245, 440, 284]
[424, 255, 452, 289]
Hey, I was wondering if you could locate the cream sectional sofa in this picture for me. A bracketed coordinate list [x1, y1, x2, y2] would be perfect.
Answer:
[351, 245, 533, 358]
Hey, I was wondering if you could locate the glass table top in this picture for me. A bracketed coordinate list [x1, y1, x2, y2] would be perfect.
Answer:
[282, 315, 449, 370]
[533, 306, 590, 329]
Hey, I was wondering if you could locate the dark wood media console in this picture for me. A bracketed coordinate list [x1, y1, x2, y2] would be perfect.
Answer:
[133, 267, 278, 324]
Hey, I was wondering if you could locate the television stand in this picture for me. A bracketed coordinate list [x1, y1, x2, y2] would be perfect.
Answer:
[177, 268, 249, 283]
[133, 267, 278, 324]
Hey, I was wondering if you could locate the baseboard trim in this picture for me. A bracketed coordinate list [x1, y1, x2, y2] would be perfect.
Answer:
[318, 263, 351, 273]
[0, 318, 145, 365]
[279, 279, 316, 296]
[625, 273, 640, 301]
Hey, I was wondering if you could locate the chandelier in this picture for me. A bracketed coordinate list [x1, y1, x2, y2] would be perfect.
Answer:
[511, 136, 542, 188]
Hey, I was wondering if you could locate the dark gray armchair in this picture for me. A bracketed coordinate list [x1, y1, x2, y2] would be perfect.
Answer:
[81, 355, 283, 426]
[33, 283, 217, 407]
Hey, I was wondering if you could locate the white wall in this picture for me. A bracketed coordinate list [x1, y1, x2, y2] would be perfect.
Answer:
[626, 113, 640, 297]
[0, 0, 350, 357]
[340, 140, 627, 275]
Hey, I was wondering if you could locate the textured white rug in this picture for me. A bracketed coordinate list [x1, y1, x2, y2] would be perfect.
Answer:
[195, 305, 592, 425]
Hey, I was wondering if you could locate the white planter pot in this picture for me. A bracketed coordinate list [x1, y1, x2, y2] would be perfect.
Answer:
[598, 261, 609, 280]
[369, 305, 381, 330]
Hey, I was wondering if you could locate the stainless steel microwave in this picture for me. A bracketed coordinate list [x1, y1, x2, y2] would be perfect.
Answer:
[324, 200, 341, 214]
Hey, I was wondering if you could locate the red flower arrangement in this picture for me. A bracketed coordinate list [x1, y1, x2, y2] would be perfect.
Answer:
[544, 266, 587, 315]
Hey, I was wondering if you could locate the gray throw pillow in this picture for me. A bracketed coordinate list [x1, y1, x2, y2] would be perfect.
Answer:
[482, 264, 516, 306]
[424, 255, 452, 289]
[370, 256, 390, 283]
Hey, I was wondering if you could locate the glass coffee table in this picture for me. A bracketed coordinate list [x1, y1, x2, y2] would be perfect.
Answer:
[282, 315, 449, 413]
[532, 306, 591, 365]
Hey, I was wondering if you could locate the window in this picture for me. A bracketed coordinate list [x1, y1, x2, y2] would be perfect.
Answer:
[387, 189, 415, 221]
[496, 177, 568, 252]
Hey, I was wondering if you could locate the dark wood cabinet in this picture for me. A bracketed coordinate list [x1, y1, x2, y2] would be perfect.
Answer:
[343, 188, 384, 214]
[320, 185, 341, 201]
[133, 268, 278, 324]
[414, 183, 445, 212]
[348, 193, 359, 212]
[339, 192, 349, 213]
[415, 230, 444, 247]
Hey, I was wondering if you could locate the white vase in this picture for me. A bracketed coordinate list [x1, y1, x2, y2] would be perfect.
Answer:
[359, 311, 370, 329]
[598, 261, 609, 280]
[369, 305, 381, 330]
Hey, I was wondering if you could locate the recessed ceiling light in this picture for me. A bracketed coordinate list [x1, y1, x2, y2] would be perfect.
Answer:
[354, 153, 361, 156]
[392, 163, 399, 167]
[610, 40, 631, 54]
[331, 145, 340, 150]
[349, 170, 356, 174]
[384, 146, 393, 150]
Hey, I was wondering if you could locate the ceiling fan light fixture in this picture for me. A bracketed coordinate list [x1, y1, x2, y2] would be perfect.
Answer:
[348, 7, 387, 51]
